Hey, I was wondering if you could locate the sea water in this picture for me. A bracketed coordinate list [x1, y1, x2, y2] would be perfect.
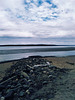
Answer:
[0, 46, 75, 62]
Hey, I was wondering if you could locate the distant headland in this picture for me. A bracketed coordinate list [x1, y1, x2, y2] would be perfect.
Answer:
[0, 44, 75, 46]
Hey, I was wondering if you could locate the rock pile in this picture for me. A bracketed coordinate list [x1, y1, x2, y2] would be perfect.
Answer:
[0, 56, 69, 100]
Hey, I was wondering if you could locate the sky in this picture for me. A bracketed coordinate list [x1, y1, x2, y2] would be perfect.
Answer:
[0, 0, 75, 45]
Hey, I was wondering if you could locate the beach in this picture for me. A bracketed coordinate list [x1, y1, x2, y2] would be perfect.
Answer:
[0, 0, 75, 99]
[0, 56, 75, 100]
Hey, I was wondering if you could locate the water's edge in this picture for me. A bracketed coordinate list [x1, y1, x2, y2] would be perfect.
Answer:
[0, 55, 75, 64]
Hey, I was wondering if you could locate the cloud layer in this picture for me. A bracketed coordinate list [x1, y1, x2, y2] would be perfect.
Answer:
[0, 0, 75, 40]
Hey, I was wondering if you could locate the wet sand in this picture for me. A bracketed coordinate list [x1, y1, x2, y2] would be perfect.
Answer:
[0, 47, 75, 55]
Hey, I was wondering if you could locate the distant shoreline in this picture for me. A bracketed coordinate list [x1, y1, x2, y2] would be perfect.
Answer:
[0, 44, 75, 46]
[0, 47, 75, 55]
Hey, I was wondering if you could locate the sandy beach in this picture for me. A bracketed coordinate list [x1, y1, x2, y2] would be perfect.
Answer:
[0, 60, 17, 80]
[0, 56, 75, 100]
[44, 56, 75, 69]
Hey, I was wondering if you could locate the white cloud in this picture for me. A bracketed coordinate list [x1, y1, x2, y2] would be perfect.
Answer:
[0, 0, 75, 41]
[0, 30, 34, 37]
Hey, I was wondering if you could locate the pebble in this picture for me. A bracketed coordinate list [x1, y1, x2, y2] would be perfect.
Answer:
[46, 62, 50, 65]
[5, 90, 14, 100]
[28, 80, 32, 82]
[43, 71, 47, 74]
[30, 70, 34, 74]
[0, 85, 5, 91]
[48, 75, 53, 78]
[1, 97, 5, 100]
[19, 91, 25, 97]
[21, 71, 29, 78]
[43, 81, 48, 85]
[23, 85, 28, 89]
[26, 90, 30, 95]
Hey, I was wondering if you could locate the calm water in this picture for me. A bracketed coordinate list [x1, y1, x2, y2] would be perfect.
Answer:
[0, 46, 75, 62]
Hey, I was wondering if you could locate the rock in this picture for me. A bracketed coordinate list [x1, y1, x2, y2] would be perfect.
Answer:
[29, 87, 34, 93]
[30, 70, 33, 74]
[48, 75, 53, 78]
[41, 68, 44, 71]
[49, 66, 57, 69]
[19, 91, 25, 97]
[6, 89, 11, 94]
[43, 71, 47, 74]
[26, 90, 30, 95]
[46, 62, 51, 65]
[59, 68, 67, 73]
[5, 90, 14, 100]
[43, 81, 48, 85]
[28, 80, 32, 83]
[0, 97, 5, 100]
[6, 85, 11, 89]
[21, 71, 29, 78]
[23, 85, 28, 89]
[0, 94, 2, 98]
[0, 85, 5, 91]
[66, 62, 74, 65]
[28, 55, 42, 58]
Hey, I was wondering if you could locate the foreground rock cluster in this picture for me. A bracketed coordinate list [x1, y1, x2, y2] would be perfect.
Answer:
[0, 56, 69, 100]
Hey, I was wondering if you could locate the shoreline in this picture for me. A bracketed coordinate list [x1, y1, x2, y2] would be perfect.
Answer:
[0, 47, 75, 55]
[0, 44, 75, 46]
[0, 55, 75, 76]
[0, 55, 75, 64]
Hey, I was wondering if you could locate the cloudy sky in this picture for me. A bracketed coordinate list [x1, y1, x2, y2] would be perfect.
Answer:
[0, 0, 75, 44]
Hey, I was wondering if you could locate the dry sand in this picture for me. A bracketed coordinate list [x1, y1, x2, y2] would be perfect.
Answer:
[44, 56, 75, 69]
[0, 61, 17, 80]
[44, 56, 75, 100]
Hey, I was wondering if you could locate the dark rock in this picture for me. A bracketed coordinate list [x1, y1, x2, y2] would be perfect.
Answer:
[0, 85, 5, 91]
[19, 91, 25, 97]
[23, 85, 28, 90]
[43, 81, 48, 85]
[26, 89, 30, 95]
[59, 68, 68, 73]
[5, 90, 14, 100]
[29, 87, 34, 93]
[28, 56, 42, 58]
[30, 70, 33, 74]
[66, 62, 74, 65]
[0, 97, 5, 100]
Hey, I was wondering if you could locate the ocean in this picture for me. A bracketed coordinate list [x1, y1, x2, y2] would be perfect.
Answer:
[0, 46, 75, 62]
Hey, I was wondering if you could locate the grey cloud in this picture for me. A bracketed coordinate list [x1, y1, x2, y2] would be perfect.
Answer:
[0, 0, 75, 44]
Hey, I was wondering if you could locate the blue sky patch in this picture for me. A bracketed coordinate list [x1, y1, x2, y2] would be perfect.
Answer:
[51, 3, 57, 8]
[45, 0, 57, 8]
[42, 17, 51, 21]
[37, 0, 43, 7]
[45, 0, 52, 4]
[17, 0, 58, 22]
